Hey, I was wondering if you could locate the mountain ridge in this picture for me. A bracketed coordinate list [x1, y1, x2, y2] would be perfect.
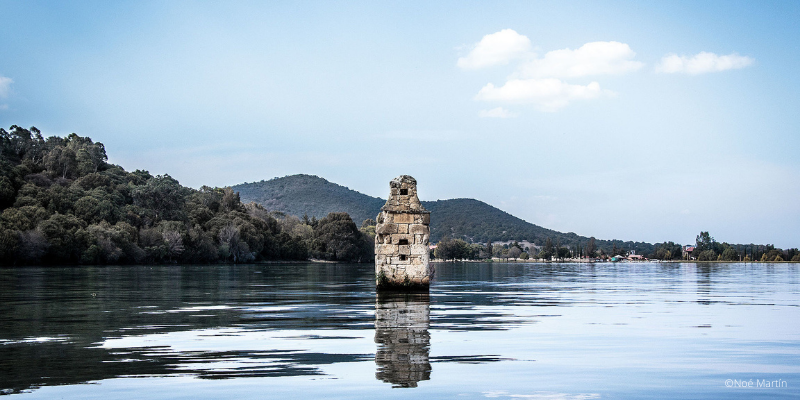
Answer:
[232, 174, 656, 254]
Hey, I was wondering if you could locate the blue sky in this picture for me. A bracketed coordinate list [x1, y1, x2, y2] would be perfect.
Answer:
[1, 0, 798, 247]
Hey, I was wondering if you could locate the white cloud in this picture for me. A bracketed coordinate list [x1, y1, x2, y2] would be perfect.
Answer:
[475, 78, 604, 112]
[655, 51, 754, 74]
[517, 41, 643, 78]
[457, 29, 532, 69]
[0, 76, 12, 98]
[479, 107, 517, 118]
[458, 33, 639, 112]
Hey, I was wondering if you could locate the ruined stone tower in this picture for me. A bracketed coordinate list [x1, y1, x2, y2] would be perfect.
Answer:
[375, 175, 433, 290]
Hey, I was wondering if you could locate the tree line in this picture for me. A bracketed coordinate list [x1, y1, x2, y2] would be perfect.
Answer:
[672, 231, 799, 262]
[0, 126, 374, 265]
[433, 237, 594, 261]
[434, 233, 799, 262]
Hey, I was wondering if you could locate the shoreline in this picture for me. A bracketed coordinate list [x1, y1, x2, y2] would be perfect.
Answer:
[431, 259, 799, 264]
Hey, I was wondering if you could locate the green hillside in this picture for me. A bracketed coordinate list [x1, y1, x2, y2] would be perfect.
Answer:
[423, 198, 565, 243]
[233, 174, 655, 254]
[233, 175, 385, 225]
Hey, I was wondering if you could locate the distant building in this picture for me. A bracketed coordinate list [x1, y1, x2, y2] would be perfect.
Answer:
[683, 246, 695, 260]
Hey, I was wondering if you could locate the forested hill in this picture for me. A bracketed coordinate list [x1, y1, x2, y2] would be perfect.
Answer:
[422, 198, 567, 244]
[233, 175, 655, 254]
[233, 175, 385, 225]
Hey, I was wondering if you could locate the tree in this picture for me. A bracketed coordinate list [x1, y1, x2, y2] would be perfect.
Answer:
[507, 246, 522, 260]
[721, 247, 738, 261]
[0, 176, 15, 208]
[653, 241, 682, 260]
[218, 222, 250, 263]
[132, 174, 188, 222]
[538, 238, 555, 260]
[71, 136, 107, 175]
[38, 213, 86, 262]
[434, 237, 454, 260]
[163, 230, 185, 261]
[654, 247, 670, 260]
[695, 231, 715, 255]
[435, 237, 465, 261]
[0, 227, 19, 262]
[221, 187, 244, 213]
[697, 250, 716, 261]
[311, 212, 372, 262]
[360, 218, 377, 238]
[43, 146, 78, 179]
[557, 247, 571, 260]
[586, 237, 597, 258]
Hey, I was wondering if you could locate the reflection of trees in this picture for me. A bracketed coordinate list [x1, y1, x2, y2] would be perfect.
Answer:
[374, 293, 431, 388]
[0, 264, 376, 395]
[697, 264, 713, 305]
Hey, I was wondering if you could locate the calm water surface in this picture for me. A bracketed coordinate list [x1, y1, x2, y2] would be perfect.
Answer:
[0, 262, 798, 399]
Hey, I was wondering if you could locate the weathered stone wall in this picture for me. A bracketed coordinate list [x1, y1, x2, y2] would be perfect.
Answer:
[375, 175, 433, 289]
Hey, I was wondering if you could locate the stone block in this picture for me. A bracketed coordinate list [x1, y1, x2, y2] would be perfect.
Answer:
[376, 244, 398, 255]
[396, 224, 408, 234]
[409, 224, 427, 235]
[393, 213, 414, 224]
[410, 245, 427, 255]
[398, 245, 410, 255]
[376, 223, 397, 235]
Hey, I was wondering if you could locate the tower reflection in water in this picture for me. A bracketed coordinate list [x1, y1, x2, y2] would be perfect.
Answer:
[374, 292, 431, 388]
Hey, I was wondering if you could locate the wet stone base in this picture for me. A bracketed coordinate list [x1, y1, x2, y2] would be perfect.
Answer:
[376, 280, 431, 292]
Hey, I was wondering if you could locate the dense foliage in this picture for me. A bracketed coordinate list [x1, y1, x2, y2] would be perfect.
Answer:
[433, 237, 485, 261]
[0, 126, 374, 265]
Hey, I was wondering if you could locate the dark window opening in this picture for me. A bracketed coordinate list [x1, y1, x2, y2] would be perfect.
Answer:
[398, 239, 409, 245]
[400, 188, 408, 195]
[399, 255, 407, 261]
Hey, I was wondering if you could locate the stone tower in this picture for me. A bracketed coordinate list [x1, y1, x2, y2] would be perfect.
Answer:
[375, 175, 433, 290]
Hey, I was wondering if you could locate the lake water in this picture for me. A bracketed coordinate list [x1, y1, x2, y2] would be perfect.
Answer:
[1, 262, 798, 399]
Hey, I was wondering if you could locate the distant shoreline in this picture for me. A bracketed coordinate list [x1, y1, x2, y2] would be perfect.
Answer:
[431, 259, 799, 264]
